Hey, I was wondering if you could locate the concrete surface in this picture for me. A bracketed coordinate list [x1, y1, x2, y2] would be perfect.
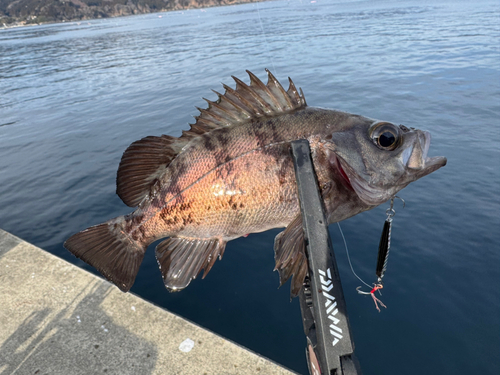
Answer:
[0, 229, 297, 375]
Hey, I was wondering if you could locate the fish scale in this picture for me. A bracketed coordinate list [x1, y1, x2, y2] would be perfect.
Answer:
[140, 116, 314, 241]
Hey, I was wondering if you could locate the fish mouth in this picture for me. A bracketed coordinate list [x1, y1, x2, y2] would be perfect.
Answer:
[422, 132, 447, 171]
[422, 155, 448, 174]
[404, 131, 447, 175]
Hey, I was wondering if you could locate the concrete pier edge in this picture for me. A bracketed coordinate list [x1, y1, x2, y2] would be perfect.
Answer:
[0, 229, 297, 374]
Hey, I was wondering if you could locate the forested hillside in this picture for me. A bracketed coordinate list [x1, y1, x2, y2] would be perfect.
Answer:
[1, 0, 262, 26]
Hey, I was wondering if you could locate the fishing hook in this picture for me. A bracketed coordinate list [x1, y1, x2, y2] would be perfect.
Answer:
[357, 284, 386, 312]
[386, 195, 405, 221]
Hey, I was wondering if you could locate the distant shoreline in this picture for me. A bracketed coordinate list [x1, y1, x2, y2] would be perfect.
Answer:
[1, 0, 269, 29]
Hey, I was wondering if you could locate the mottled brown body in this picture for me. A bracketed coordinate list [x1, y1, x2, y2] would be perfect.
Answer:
[64, 70, 446, 294]
[126, 108, 366, 246]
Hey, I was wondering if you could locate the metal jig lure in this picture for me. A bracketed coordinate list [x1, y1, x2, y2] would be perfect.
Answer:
[357, 196, 405, 312]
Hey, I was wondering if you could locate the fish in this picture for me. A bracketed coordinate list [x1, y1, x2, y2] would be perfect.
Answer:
[64, 70, 447, 297]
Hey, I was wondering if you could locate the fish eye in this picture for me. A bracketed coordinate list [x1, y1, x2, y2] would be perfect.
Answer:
[370, 122, 401, 151]
[379, 131, 396, 147]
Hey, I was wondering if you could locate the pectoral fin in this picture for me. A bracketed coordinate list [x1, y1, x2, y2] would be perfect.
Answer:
[155, 237, 226, 291]
[274, 215, 308, 298]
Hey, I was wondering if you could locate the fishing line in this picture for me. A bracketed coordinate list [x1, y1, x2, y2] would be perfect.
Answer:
[337, 222, 372, 289]
[255, 2, 278, 76]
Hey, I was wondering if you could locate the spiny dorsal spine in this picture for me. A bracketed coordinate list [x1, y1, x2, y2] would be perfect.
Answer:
[192, 69, 307, 132]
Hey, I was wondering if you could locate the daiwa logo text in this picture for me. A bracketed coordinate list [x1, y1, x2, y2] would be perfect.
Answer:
[318, 268, 343, 346]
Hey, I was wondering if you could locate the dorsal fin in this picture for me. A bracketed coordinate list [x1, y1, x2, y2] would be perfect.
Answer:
[195, 69, 307, 130]
[116, 70, 307, 207]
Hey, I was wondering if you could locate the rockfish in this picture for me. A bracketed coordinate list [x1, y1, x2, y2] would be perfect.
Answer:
[65, 70, 446, 296]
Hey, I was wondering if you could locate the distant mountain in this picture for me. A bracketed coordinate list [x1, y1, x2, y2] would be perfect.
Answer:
[0, 0, 264, 26]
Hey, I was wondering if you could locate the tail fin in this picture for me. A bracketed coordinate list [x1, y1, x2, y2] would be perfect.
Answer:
[64, 218, 147, 292]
